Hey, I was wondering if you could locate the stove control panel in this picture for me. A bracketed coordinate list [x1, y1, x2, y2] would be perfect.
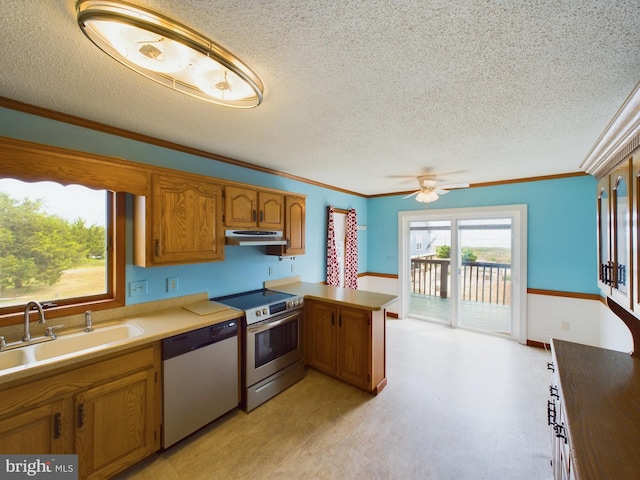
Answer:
[247, 295, 304, 325]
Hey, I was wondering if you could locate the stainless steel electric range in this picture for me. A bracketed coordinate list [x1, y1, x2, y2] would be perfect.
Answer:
[213, 288, 305, 411]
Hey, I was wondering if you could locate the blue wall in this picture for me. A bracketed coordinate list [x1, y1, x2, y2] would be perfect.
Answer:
[0, 106, 598, 302]
[368, 175, 598, 294]
[0, 107, 367, 302]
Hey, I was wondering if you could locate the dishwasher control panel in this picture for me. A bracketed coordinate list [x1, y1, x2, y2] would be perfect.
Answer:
[162, 319, 239, 360]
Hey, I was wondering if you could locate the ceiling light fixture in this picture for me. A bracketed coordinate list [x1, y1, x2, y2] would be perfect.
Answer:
[415, 190, 439, 203]
[76, 0, 264, 108]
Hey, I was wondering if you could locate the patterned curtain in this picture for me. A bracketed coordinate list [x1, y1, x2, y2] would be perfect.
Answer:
[326, 205, 340, 286]
[344, 208, 358, 289]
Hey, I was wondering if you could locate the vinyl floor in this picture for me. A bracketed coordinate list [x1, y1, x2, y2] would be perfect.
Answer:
[116, 318, 553, 480]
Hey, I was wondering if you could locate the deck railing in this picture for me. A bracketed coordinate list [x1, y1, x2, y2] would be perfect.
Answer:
[411, 257, 512, 305]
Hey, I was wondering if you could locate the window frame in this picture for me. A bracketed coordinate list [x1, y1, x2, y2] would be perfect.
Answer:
[0, 189, 125, 327]
[0, 137, 149, 327]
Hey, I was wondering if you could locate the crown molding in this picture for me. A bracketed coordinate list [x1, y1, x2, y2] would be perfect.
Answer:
[580, 81, 640, 177]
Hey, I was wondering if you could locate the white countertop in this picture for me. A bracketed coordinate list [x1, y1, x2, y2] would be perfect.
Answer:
[0, 301, 242, 387]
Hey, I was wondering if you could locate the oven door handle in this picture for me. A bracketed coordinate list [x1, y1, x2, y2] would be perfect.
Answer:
[249, 311, 301, 333]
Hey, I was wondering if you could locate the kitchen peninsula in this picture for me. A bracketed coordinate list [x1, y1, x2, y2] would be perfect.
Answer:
[268, 278, 397, 395]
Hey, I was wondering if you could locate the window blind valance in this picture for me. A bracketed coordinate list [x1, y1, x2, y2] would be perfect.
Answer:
[0, 136, 151, 196]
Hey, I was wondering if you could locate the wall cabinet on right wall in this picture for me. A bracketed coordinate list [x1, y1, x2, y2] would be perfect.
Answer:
[597, 149, 638, 313]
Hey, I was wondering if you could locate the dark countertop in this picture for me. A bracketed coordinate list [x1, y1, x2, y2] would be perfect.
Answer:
[551, 338, 640, 480]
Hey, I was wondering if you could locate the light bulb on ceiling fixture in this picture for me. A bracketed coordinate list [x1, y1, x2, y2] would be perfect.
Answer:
[415, 190, 439, 203]
[76, 0, 264, 108]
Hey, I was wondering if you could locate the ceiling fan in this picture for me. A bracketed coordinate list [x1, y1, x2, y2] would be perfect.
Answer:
[403, 175, 469, 203]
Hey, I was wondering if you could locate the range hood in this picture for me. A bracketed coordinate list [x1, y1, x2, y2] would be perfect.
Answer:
[225, 230, 287, 246]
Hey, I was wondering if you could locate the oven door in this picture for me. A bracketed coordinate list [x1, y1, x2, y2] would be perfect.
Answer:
[246, 310, 303, 387]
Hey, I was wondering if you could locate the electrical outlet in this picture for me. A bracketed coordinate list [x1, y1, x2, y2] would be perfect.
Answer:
[561, 321, 570, 331]
[167, 277, 178, 292]
[268, 267, 274, 276]
[129, 280, 148, 297]
[291, 264, 296, 273]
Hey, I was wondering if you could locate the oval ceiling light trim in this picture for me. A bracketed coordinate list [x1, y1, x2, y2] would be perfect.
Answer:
[76, 0, 264, 108]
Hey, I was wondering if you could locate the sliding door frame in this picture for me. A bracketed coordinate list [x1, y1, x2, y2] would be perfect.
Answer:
[398, 205, 528, 344]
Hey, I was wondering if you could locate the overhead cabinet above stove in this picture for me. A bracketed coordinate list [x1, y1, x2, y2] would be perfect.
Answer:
[224, 186, 284, 230]
[132, 163, 306, 267]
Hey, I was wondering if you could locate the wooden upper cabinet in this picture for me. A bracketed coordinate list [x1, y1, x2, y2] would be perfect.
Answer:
[224, 186, 284, 230]
[267, 195, 306, 257]
[597, 175, 612, 294]
[611, 158, 633, 308]
[134, 173, 224, 266]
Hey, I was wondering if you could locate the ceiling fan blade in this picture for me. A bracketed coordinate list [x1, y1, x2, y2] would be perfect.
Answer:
[402, 191, 420, 199]
[435, 189, 449, 195]
[439, 182, 469, 189]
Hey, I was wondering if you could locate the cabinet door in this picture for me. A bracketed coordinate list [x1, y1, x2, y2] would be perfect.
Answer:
[0, 400, 69, 454]
[336, 307, 372, 389]
[152, 174, 224, 265]
[306, 301, 337, 374]
[225, 186, 258, 228]
[75, 369, 157, 479]
[258, 192, 284, 229]
[284, 196, 305, 255]
[265, 196, 306, 257]
[597, 175, 612, 293]
[611, 159, 633, 307]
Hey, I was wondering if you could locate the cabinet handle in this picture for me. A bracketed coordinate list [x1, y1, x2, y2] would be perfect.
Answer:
[53, 412, 61, 439]
[617, 263, 626, 286]
[554, 424, 568, 444]
[155, 239, 160, 256]
[260, 210, 264, 222]
[331, 313, 335, 326]
[77, 403, 85, 429]
[547, 400, 556, 426]
[252, 209, 257, 221]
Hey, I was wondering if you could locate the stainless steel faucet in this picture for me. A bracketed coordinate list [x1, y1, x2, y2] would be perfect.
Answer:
[23, 301, 46, 342]
[84, 310, 94, 332]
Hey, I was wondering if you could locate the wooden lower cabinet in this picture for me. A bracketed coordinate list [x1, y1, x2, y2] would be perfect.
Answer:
[0, 399, 69, 454]
[0, 344, 161, 479]
[305, 300, 386, 394]
[76, 368, 157, 479]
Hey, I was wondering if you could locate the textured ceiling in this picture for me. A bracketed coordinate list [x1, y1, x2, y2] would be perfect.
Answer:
[1, 1, 639, 195]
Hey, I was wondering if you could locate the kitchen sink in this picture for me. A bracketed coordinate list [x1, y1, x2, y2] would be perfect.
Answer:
[0, 322, 144, 369]
[32, 323, 144, 361]
[0, 348, 32, 370]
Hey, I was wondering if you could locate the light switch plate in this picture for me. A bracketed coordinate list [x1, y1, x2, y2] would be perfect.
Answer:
[130, 280, 148, 296]
[167, 277, 178, 292]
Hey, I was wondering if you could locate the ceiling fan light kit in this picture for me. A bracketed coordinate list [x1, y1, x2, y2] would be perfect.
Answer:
[404, 175, 470, 204]
[76, 0, 264, 108]
[415, 190, 439, 203]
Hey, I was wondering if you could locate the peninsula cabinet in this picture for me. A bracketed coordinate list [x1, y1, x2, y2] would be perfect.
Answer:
[305, 299, 386, 394]
[224, 185, 284, 230]
[0, 344, 161, 480]
[266, 195, 306, 257]
[134, 172, 224, 266]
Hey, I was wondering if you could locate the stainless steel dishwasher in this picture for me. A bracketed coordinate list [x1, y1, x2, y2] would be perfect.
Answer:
[162, 319, 239, 448]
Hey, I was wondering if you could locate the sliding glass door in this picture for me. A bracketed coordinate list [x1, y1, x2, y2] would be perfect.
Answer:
[408, 220, 452, 324]
[399, 205, 527, 343]
[458, 218, 512, 335]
